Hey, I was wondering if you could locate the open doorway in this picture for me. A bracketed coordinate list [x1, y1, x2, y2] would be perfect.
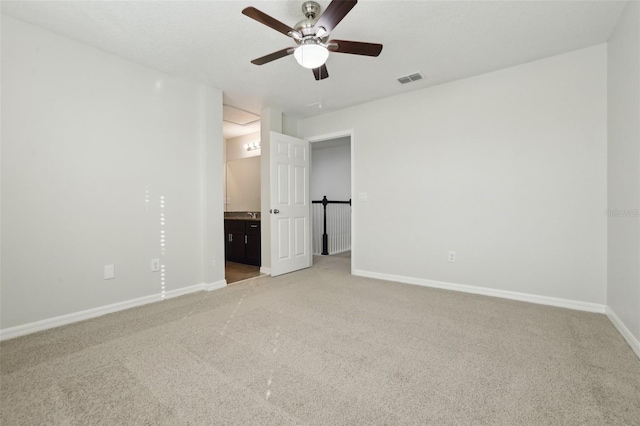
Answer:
[309, 133, 353, 271]
[222, 105, 262, 284]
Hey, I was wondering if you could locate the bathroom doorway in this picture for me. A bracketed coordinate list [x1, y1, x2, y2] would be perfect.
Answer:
[222, 105, 262, 284]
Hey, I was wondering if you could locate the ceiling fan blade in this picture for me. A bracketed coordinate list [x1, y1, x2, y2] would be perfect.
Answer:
[251, 48, 294, 65]
[242, 7, 298, 38]
[314, 0, 357, 34]
[312, 64, 329, 80]
[327, 40, 383, 57]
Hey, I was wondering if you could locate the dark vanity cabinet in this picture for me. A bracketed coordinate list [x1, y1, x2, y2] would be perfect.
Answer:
[244, 221, 261, 266]
[224, 219, 261, 266]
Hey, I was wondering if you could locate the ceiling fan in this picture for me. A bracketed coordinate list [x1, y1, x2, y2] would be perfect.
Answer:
[242, 0, 383, 80]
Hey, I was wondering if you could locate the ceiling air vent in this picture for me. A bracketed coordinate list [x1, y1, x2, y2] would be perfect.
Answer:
[223, 105, 260, 125]
[397, 72, 423, 84]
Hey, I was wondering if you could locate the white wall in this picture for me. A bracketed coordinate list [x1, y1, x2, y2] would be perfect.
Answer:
[200, 87, 225, 288]
[1, 16, 225, 331]
[226, 131, 261, 161]
[607, 1, 640, 355]
[311, 140, 351, 201]
[299, 45, 608, 307]
[259, 108, 282, 272]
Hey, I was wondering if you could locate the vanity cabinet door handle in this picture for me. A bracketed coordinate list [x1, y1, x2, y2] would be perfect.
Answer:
[245, 235, 248, 244]
[228, 234, 232, 242]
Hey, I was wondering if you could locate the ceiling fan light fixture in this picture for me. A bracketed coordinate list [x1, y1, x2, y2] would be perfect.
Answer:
[243, 1, 382, 80]
[294, 43, 329, 69]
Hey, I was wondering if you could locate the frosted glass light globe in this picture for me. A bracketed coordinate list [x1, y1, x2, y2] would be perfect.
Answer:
[294, 44, 329, 69]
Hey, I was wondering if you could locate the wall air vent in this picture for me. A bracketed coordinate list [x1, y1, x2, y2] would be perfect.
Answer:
[397, 72, 424, 84]
[306, 101, 324, 109]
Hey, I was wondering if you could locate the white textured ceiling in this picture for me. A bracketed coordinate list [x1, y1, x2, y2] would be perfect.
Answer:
[1, 0, 627, 122]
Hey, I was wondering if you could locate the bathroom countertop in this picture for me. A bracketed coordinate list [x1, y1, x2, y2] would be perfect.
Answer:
[224, 213, 261, 221]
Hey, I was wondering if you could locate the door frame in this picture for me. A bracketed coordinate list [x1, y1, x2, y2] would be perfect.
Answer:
[307, 129, 355, 275]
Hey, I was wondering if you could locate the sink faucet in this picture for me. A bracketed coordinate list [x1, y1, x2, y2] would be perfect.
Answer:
[248, 212, 257, 219]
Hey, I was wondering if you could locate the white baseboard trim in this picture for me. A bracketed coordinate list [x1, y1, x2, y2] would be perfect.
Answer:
[353, 269, 605, 313]
[0, 280, 227, 341]
[606, 306, 640, 360]
[260, 267, 271, 275]
[204, 279, 227, 291]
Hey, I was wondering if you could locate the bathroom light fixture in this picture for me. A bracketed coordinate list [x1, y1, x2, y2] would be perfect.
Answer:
[293, 42, 329, 69]
[244, 142, 261, 151]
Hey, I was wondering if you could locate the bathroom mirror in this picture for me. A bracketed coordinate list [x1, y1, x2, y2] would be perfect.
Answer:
[226, 156, 260, 212]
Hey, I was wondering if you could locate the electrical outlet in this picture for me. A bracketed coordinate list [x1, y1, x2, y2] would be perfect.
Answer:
[358, 192, 368, 202]
[448, 251, 456, 263]
[151, 259, 160, 272]
[104, 264, 115, 280]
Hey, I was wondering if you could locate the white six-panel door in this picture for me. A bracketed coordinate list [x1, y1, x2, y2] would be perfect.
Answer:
[270, 131, 311, 277]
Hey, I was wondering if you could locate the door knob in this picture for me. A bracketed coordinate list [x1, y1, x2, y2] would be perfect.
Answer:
[273, 209, 280, 214]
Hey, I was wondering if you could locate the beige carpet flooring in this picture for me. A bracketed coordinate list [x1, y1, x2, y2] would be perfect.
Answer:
[1, 254, 639, 425]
